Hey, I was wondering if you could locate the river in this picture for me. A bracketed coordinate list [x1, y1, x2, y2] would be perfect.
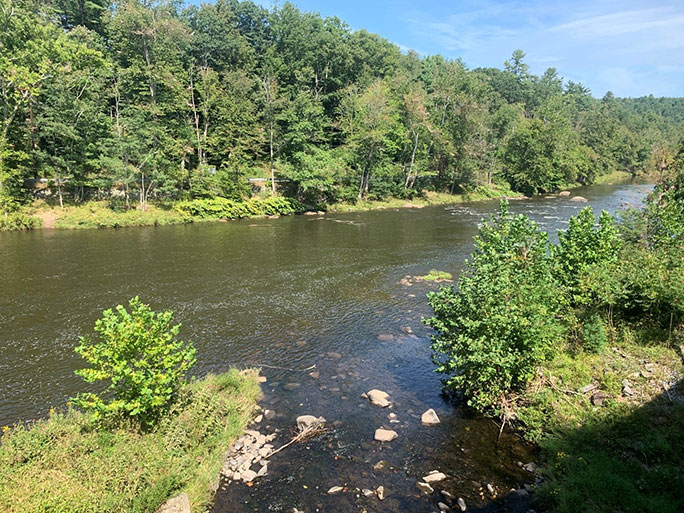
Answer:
[0, 183, 652, 512]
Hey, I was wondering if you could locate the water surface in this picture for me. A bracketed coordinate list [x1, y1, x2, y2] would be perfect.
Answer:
[0, 183, 651, 512]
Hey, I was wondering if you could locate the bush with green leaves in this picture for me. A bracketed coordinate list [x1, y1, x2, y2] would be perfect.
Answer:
[72, 297, 196, 427]
[175, 196, 305, 220]
[581, 313, 608, 353]
[426, 201, 565, 416]
[552, 206, 622, 306]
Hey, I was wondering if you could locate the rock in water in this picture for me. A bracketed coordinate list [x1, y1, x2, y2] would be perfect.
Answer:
[241, 469, 257, 482]
[570, 196, 588, 202]
[457, 497, 467, 511]
[558, 190, 571, 197]
[421, 408, 441, 425]
[362, 488, 374, 497]
[327, 486, 344, 495]
[367, 389, 391, 407]
[417, 482, 434, 495]
[376, 486, 385, 500]
[423, 471, 447, 483]
[158, 493, 191, 513]
[296, 415, 326, 431]
[374, 428, 398, 442]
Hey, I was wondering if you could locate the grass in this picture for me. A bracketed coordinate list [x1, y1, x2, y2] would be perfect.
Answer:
[592, 170, 634, 185]
[49, 202, 186, 229]
[0, 369, 261, 513]
[416, 269, 453, 282]
[326, 183, 514, 212]
[517, 328, 684, 513]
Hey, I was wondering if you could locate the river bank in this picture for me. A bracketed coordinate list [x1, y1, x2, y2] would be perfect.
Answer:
[1, 175, 637, 232]
[0, 370, 261, 513]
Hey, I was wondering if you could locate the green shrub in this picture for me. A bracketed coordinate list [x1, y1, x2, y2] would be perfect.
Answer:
[582, 313, 608, 353]
[174, 196, 305, 220]
[552, 207, 622, 306]
[418, 270, 453, 281]
[426, 201, 565, 416]
[72, 297, 196, 427]
[0, 211, 42, 231]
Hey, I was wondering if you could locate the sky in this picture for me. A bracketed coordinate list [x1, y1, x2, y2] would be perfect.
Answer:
[239, 0, 684, 98]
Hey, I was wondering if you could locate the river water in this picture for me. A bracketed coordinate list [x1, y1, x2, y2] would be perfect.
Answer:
[0, 183, 651, 512]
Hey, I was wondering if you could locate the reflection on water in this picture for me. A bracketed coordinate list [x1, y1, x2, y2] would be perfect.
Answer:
[0, 183, 652, 512]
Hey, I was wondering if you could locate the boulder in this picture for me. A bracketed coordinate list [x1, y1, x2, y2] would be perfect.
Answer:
[158, 493, 191, 513]
[438, 502, 450, 511]
[591, 391, 609, 406]
[327, 486, 344, 495]
[376, 486, 386, 500]
[421, 408, 441, 425]
[296, 415, 326, 431]
[263, 409, 276, 420]
[362, 488, 374, 497]
[367, 389, 391, 407]
[558, 190, 571, 197]
[570, 196, 588, 202]
[374, 428, 398, 442]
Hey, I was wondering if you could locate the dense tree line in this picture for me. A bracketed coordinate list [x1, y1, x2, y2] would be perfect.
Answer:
[1, 0, 683, 216]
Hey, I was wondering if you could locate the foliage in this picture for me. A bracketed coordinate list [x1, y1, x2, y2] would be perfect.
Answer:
[1, 0, 679, 213]
[426, 201, 565, 415]
[581, 313, 608, 353]
[0, 370, 261, 513]
[552, 207, 622, 306]
[0, 210, 42, 231]
[72, 298, 196, 427]
[175, 196, 305, 219]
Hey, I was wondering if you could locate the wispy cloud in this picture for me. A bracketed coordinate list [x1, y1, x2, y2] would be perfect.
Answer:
[401, 0, 684, 97]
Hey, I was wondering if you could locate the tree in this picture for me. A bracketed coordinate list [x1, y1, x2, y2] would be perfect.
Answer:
[426, 201, 564, 417]
[73, 297, 196, 427]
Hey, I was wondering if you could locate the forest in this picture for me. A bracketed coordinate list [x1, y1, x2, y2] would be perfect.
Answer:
[1, 0, 684, 226]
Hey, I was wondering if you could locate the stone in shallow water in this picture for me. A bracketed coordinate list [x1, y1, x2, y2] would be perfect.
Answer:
[374, 428, 398, 442]
[421, 408, 441, 425]
[284, 382, 301, 390]
[241, 469, 257, 482]
[457, 497, 467, 511]
[328, 486, 344, 495]
[362, 488, 374, 497]
[376, 485, 386, 500]
[367, 389, 391, 407]
[423, 471, 447, 483]
[296, 415, 326, 431]
[417, 482, 434, 495]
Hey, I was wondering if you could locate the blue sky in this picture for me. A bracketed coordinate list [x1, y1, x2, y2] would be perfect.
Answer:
[212, 0, 684, 98]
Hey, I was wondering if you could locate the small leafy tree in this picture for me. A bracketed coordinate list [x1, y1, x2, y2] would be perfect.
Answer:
[73, 297, 196, 427]
[426, 201, 565, 417]
[552, 207, 622, 306]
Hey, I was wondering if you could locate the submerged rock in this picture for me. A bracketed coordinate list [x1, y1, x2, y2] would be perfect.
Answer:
[374, 428, 398, 442]
[327, 486, 344, 495]
[417, 482, 434, 495]
[367, 389, 391, 407]
[558, 190, 571, 197]
[376, 485, 386, 500]
[421, 408, 441, 425]
[296, 415, 326, 431]
[570, 196, 588, 202]
[457, 497, 467, 511]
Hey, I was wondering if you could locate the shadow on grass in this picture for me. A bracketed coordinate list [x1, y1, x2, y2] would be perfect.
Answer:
[532, 377, 684, 513]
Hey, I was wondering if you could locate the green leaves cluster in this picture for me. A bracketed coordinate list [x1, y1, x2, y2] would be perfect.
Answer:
[1, 0, 680, 216]
[427, 202, 564, 414]
[426, 202, 626, 415]
[73, 297, 196, 427]
[175, 196, 304, 219]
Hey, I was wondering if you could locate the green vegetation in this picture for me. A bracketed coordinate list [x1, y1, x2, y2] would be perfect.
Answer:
[73, 297, 197, 427]
[52, 203, 184, 229]
[0, 299, 261, 512]
[175, 196, 305, 220]
[0, 370, 260, 513]
[2, 0, 683, 231]
[426, 154, 684, 512]
[418, 270, 453, 282]
[0, 210, 42, 231]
